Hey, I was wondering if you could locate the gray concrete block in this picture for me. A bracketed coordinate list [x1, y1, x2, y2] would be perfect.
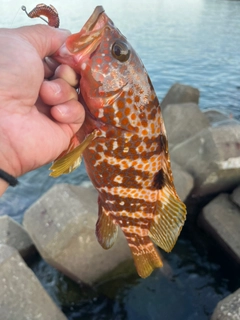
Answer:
[23, 184, 132, 285]
[163, 103, 209, 147]
[211, 288, 240, 320]
[171, 162, 194, 202]
[199, 194, 240, 264]
[0, 244, 67, 320]
[161, 83, 199, 110]
[171, 125, 240, 196]
[203, 109, 229, 125]
[0, 215, 35, 258]
[231, 185, 240, 209]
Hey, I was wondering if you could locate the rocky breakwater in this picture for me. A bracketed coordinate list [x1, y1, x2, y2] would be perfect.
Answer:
[162, 83, 240, 319]
[163, 84, 240, 197]
[0, 216, 67, 320]
[23, 184, 133, 285]
[0, 82, 239, 319]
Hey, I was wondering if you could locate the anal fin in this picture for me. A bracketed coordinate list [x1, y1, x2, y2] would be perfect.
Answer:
[149, 186, 187, 253]
[49, 130, 98, 178]
[96, 206, 118, 249]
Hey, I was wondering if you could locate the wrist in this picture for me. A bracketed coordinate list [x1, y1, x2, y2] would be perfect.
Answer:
[0, 109, 23, 178]
[0, 177, 9, 196]
[0, 148, 19, 196]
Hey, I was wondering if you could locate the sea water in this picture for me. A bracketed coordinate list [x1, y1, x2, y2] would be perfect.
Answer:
[0, 0, 240, 319]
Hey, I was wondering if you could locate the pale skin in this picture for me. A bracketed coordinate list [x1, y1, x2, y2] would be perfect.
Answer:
[0, 25, 85, 195]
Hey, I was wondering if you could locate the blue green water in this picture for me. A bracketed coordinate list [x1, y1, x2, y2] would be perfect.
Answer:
[1, 0, 240, 219]
[29, 228, 238, 319]
[1, 0, 240, 318]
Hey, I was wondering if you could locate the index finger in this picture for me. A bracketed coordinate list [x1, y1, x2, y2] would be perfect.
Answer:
[16, 24, 71, 58]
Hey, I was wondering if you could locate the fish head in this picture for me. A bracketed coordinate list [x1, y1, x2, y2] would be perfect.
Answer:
[54, 6, 154, 130]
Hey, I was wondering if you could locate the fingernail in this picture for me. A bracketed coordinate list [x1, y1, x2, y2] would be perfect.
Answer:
[56, 104, 69, 116]
[49, 81, 61, 95]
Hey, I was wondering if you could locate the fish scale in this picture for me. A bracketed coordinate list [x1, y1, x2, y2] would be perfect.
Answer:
[43, 5, 188, 278]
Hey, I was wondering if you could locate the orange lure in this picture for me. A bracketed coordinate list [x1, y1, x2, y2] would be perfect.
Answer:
[22, 4, 59, 28]
[23, 5, 187, 278]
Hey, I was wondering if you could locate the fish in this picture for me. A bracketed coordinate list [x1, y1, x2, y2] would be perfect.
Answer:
[25, 5, 187, 278]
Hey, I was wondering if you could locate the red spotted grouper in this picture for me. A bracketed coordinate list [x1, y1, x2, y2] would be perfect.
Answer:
[24, 5, 187, 278]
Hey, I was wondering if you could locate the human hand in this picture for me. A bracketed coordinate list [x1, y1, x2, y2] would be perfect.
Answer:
[0, 25, 85, 193]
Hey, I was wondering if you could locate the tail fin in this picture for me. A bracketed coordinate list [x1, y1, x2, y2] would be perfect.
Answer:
[125, 233, 163, 278]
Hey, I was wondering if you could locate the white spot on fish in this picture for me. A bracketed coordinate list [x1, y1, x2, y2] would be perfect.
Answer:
[112, 141, 118, 150]
[106, 200, 115, 204]
[81, 63, 86, 70]
[114, 175, 123, 184]
[98, 108, 104, 118]
[135, 175, 143, 183]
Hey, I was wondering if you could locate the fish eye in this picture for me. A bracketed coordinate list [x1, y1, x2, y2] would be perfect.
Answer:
[111, 40, 130, 62]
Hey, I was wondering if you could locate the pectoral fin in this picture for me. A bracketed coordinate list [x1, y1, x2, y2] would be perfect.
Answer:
[149, 186, 186, 253]
[49, 130, 98, 178]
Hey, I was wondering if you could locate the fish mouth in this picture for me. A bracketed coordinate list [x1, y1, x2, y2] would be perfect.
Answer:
[81, 6, 105, 33]
[64, 6, 107, 58]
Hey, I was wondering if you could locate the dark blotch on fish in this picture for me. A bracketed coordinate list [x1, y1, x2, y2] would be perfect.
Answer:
[159, 134, 168, 155]
[153, 168, 166, 190]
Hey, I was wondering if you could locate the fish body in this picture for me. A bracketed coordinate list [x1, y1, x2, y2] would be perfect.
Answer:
[50, 6, 186, 278]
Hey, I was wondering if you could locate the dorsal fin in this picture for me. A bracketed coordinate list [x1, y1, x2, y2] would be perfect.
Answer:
[149, 186, 186, 253]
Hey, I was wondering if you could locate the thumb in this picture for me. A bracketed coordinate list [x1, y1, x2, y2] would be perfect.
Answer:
[16, 24, 71, 58]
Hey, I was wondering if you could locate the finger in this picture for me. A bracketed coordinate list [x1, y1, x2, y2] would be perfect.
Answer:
[35, 97, 51, 117]
[40, 78, 78, 105]
[44, 57, 60, 78]
[45, 57, 59, 71]
[52, 64, 79, 87]
[16, 25, 71, 58]
[43, 61, 55, 79]
[51, 99, 85, 133]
